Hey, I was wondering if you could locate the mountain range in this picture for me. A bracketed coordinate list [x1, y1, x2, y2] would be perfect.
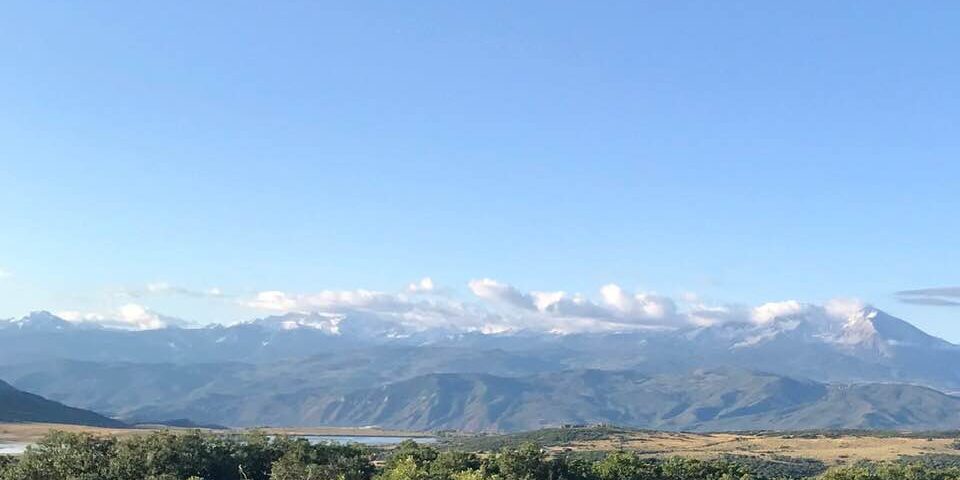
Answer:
[1, 305, 959, 431]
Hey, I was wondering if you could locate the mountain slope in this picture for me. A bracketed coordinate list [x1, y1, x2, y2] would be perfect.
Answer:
[2, 307, 960, 431]
[0, 379, 125, 427]
[1, 345, 566, 424]
[305, 369, 960, 432]
[3, 308, 958, 389]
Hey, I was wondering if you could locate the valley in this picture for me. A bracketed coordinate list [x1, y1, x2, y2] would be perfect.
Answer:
[3, 422, 959, 467]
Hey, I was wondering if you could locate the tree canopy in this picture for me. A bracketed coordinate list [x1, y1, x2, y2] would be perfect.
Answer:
[3, 431, 960, 480]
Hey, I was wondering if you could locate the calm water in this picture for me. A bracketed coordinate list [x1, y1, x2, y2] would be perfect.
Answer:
[301, 435, 437, 445]
[0, 443, 28, 455]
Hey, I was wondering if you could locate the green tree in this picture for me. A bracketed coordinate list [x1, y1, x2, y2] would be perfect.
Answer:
[820, 462, 960, 480]
[271, 452, 336, 480]
[3, 430, 114, 480]
[270, 437, 373, 480]
[451, 470, 488, 480]
[387, 441, 440, 469]
[545, 455, 594, 480]
[660, 457, 749, 480]
[380, 457, 429, 480]
[594, 451, 656, 480]
[489, 443, 548, 480]
[429, 451, 483, 480]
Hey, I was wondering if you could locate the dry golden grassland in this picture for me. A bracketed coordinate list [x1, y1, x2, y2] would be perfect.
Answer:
[3, 423, 958, 465]
[547, 431, 958, 464]
[0, 423, 139, 443]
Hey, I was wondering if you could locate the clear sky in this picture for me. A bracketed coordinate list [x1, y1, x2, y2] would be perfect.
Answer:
[1, 2, 958, 339]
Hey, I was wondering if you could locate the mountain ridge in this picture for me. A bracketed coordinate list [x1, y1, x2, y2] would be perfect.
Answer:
[2, 306, 960, 431]
[299, 368, 960, 432]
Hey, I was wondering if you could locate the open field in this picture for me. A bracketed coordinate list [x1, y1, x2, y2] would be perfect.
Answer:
[0, 422, 431, 445]
[444, 427, 960, 465]
[0, 423, 144, 444]
[5, 423, 960, 466]
[550, 431, 959, 464]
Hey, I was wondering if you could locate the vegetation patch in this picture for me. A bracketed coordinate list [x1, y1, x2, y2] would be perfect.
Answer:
[5, 430, 960, 480]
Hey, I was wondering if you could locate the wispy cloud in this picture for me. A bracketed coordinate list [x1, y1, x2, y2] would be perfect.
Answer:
[0, 268, 11, 279]
[894, 286, 960, 307]
[898, 297, 960, 307]
[896, 287, 960, 298]
[124, 282, 228, 299]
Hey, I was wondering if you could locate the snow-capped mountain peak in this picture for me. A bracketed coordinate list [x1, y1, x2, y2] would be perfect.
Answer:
[832, 306, 881, 346]
[836, 307, 950, 349]
[706, 302, 953, 355]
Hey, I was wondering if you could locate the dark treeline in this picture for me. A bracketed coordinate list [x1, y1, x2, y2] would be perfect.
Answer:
[2, 431, 960, 480]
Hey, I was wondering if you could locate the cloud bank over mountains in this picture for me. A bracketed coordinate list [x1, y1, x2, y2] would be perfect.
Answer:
[56, 304, 189, 330]
[25, 276, 873, 334]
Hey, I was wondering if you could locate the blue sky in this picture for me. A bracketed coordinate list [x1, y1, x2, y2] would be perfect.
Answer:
[1, 2, 959, 339]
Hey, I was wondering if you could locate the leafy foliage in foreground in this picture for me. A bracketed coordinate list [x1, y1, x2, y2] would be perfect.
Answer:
[819, 463, 960, 480]
[0, 430, 371, 480]
[895, 455, 960, 470]
[716, 455, 827, 479]
[442, 426, 640, 451]
[3, 432, 960, 480]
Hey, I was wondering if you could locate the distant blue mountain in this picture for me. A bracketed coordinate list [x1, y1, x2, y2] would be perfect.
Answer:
[2, 306, 959, 431]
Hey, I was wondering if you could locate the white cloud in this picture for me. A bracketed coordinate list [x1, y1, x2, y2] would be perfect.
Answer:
[245, 289, 409, 312]
[56, 303, 186, 330]
[0, 268, 11, 279]
[243, 287, 491, 332]
[824, 297, 866, 320]
[246, 279, 684, 334]
[468, 279, 536, 310]
[467, 280, 677, 326]
[531, 291, 566, 312]
[236, 278, 871, 335]
[246, 291, 300, 311]
[751, 300, 805, 324]
[407, 277, 436, 294]
[687, 304, 750, 326]
[116, 304, 177, 330]
[599, 284, 678, 323]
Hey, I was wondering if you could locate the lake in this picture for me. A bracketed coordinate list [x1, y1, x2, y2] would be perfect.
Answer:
[0, 443, 28, 455]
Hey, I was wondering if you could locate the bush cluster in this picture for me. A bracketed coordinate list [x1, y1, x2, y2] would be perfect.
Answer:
[0, 430, 371, 480]
[4, 431, 960, 480]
